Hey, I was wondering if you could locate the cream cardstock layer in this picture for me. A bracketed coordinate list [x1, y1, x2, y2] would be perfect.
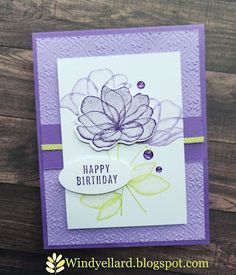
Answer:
[57, 53, 187, 229]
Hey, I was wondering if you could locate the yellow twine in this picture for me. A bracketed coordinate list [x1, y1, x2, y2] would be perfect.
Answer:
[41, 144, 63, 151]
[184, 136, 204, 144]
[41, 136, 204, 151]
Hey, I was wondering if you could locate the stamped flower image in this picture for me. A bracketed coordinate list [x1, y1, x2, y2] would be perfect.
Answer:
[147, 99, 183, 146]
[60, 69, 183, 150]
[59, 68, 184, 221]
[61, 69, 129, 116]
[75, 86, 156, 150]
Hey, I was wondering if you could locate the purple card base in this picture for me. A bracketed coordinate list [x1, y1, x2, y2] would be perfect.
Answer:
[33, 24, 209, 249]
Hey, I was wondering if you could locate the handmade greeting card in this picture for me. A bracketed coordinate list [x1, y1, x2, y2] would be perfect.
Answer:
[33, 24, 209, 249]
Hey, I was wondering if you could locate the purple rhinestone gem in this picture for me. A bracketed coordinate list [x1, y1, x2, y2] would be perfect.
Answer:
[137, 81, 145, 89]
[156, 166, 162, 173]
[143, 150, 153, 160]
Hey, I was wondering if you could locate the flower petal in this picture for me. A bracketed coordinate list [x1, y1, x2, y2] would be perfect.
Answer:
[101, 86, 124, 121]
[72, 77, 100, 97]
[114, 86, 132, 115]
[78, 111, 113, 128]
[136, 106, 153, 125]
[102, 87, 126, 114]
[92, 139, 117, 150]
[123, 105, 149, 124]
[70, 93, 87, 114]
[99, 129, 121, 142]
[147, 127, 183, 146]
[80, 96, 103, 114]
[91, 128, 122, 150]
[87, 69, 113, 96]
[76, 125, 109, 140]
[92, 131, 120, 150]
[112, 86, 132, 106]
[126, 93, 149, 116]
[152, 102, 161, 123]
[156, 117, 181, 131]
[121, 122, 144, 142]
[149, 98, 159, 109]
[159, 100, 182, 120]
[138, 119, 156, 140]
[60, 94, 79, 115]
[105, 74, 129, 89]
[90, 128, 120, 148]
[77, 125, 116, 142]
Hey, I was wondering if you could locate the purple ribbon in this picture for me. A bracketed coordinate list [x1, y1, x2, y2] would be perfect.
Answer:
[41, 117, 205, 170]
[41, 125, 63, 170]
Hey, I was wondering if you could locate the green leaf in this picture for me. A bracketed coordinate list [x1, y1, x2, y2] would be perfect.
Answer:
[129, 162, 157, 184]
[56, 266, 65, 273]
[46, 261, 54, 269]
[80, 192, 119, 209]
[47, 256, 54, 263]
[56, 254, 63, 263]
[52, 253, 57, 261]
[127, 174, 150, 186]
[46, 267, 54, 274]
[129, 174, 170, 196]
[56, 260, 65, 268]
[97, 194, 122, 221]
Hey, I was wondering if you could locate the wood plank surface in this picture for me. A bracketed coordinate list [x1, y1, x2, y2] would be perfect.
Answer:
[0, 0, 236, 73]
[0, 0, 235, 274]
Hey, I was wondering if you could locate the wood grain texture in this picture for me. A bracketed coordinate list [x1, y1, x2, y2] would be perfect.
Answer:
[0, 0, 236, 73]
[0, 0, 235, 274]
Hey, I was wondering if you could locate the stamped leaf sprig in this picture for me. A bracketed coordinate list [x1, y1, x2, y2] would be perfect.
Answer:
[128, 174, 170, 196]
[80, 145, 170, 221]
[80, 192, 122, 221]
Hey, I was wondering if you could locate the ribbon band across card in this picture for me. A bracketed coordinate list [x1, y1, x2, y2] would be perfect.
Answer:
[41, 117, 205, 170]
[41, 136, 205, 151]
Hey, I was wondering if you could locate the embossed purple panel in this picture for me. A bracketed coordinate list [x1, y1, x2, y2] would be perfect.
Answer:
[32, 25, 209, 249]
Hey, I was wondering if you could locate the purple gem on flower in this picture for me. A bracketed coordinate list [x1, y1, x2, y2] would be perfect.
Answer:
[137, 81, 145, 89]
[143, 150, 153, 160]
[76, 86, 156, 151]
[156, 166, 162, 173]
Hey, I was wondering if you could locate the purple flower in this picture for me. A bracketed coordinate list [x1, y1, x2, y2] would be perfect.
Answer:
[146, 99, 183, 146]
[76, 86, 156, 151]
[60, 69, 183, 149]
[60, 69, 129, 116]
